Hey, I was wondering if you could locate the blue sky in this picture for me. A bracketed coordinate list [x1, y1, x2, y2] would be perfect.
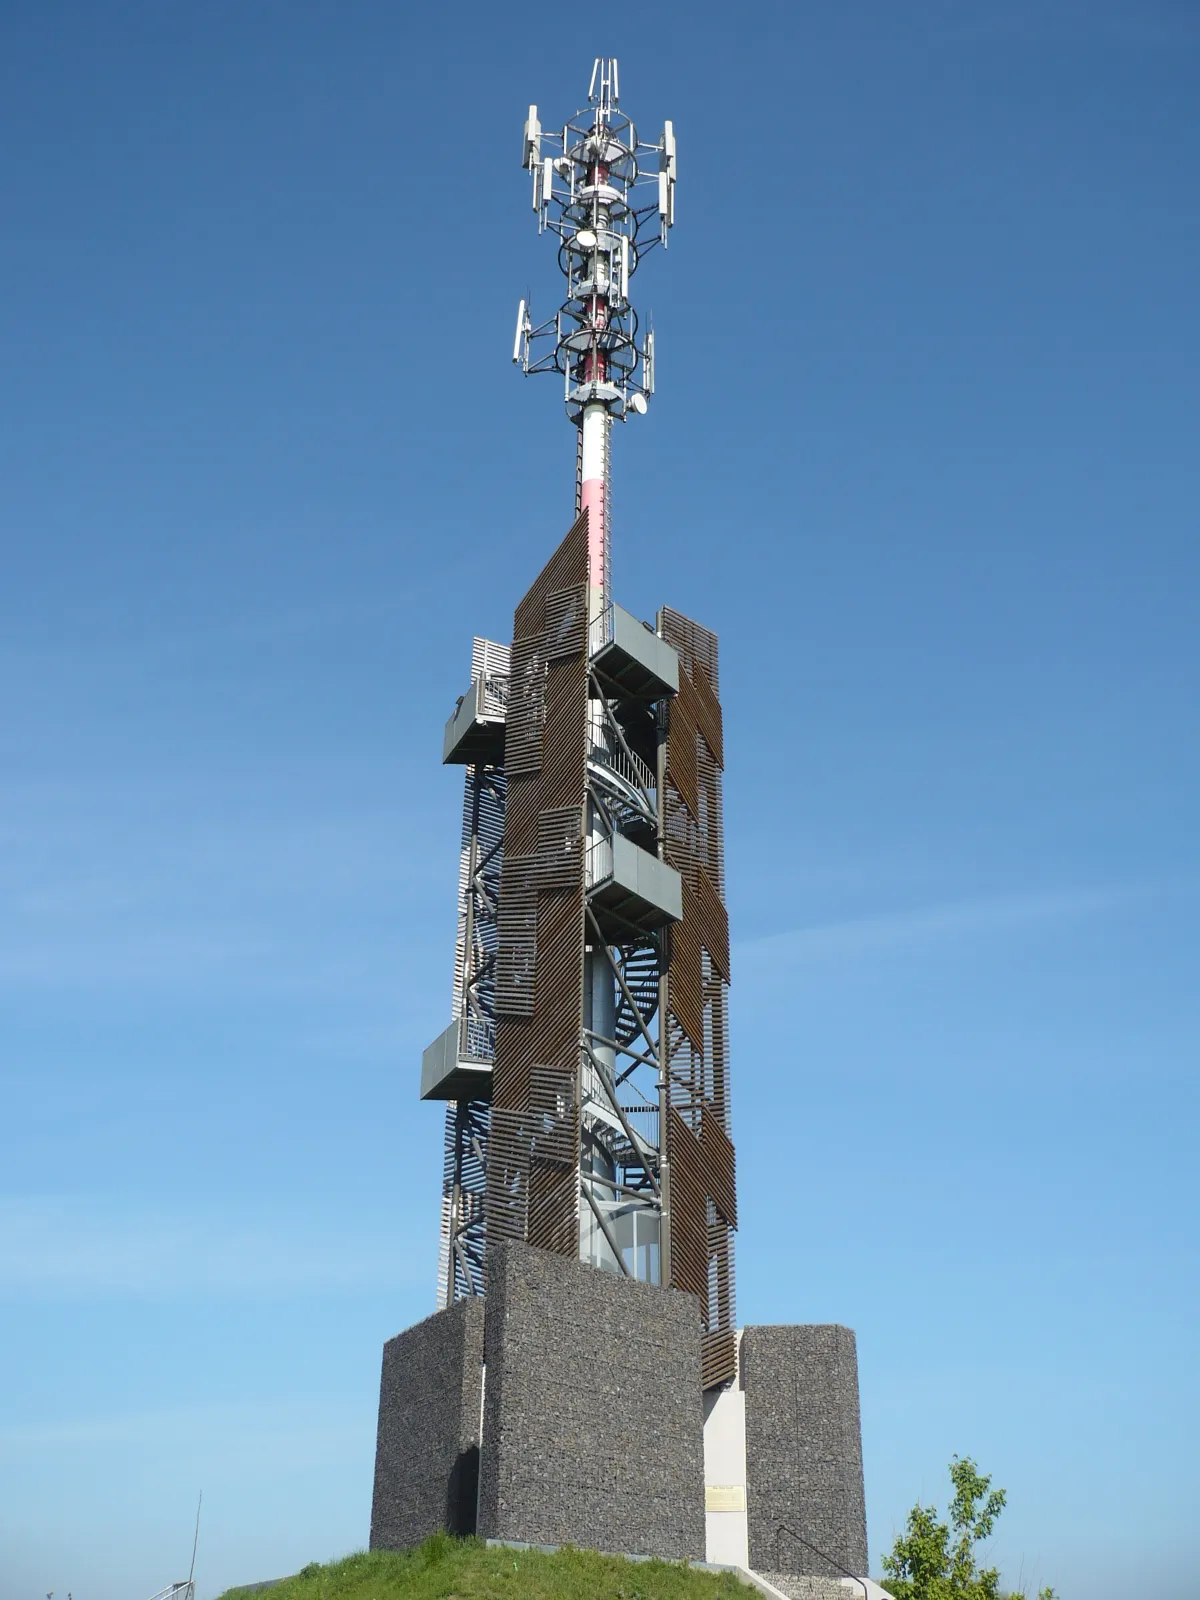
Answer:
[1, 3, 1197, 1597]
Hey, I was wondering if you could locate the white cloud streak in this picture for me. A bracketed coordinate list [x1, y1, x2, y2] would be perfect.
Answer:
[0, 1400, 366, 1467]
[737, 882, 1152, 964]
[0, 1196, 415, 1298]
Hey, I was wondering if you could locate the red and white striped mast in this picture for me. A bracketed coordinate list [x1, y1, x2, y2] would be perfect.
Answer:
[514, 57, 675, 616]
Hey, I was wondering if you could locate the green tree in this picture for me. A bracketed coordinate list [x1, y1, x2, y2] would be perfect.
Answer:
[881, 1456, 1055, 1600]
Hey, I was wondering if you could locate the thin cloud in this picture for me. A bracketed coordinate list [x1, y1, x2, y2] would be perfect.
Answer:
[738, 882, 1154, 963]
[0, 1399, 369, 1474]
[0, 1196, 417, 1299]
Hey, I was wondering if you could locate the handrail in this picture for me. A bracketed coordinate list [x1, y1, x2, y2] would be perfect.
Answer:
[477, 671, 509, 718]
[588, 603, 615, 658]
[584, 836, 614, 889]
[590, 738, 655, 802]
[773, 1522, 872, 1598]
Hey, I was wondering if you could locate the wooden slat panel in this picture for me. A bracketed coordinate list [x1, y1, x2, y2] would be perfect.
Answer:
[660, 607, 720, 694]
[662, 782, 700, 891]
[485, 1105, 530, 1243]
[666, 671, 699, 819]
[697, 742, 725, 899]
[658, 606, 737, 1385]
[494, 859, 537, 1017]
[528, 1065, 579, 1255]
[695, 868, 730, 983]
[667, 891, 705, 1053]
[541, 657, 588, 809]
[702, 1328, 737, 1390]
[505, 634, 546, 777]
[691, 660, 724, 768]
[487, 511, 589, 1264]
[536, 806, 583, 890]
[543, 583, 588, 660]
[530, 887, 585, 1075]
[514, 512, 589, 637]
[503, 770, 541, 857]
[666, 1106, 707, 1302]
[528, 1161, 579, 1255]
[700, 1107, 737, 1229]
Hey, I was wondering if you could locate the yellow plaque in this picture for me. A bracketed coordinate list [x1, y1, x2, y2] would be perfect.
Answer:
[705, 1484, 746, 1512]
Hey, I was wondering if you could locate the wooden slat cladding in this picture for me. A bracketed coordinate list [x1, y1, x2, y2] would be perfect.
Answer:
[535, 807, 583, 890]
[700, 1108, 737, 1228]
[695, 868, 730, 984]
[665, 1107, 708, 1300]
[666, 670, 700, 819]
[702, 1329, 737, 1390]
[660, 606, 737, 1388]
[691, 661, 724, 769]
[487, 512, 589, 1269]
[660, 606, 720, 691]
[527, 1065, 580, 1256]
[505, 634, 546, 777]
[494, 862, 537, 1016]
[663, 782, 700, 890]
[544, 585, 587, 660]
[540, 642, 588, 810]
[667, 887, 705, 1053]
[486, 1105, 530, 1244]
[528, 1161, 579, 1256]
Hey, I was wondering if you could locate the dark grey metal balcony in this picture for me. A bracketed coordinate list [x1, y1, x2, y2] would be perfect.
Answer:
[590, 604, 679, 702]
[420, 1018, 493, 1101]
[586, 832, 682, 938]
[442, 673, 508, 765]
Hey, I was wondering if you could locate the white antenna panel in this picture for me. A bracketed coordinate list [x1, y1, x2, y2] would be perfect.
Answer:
[589, 58, 600, 101]
[523, 106, 541, 169]
[512, 299, 527, 364]
[542, 156, 555, 213]
[620, 235, 629, 301]
[662, 120, 676, 177]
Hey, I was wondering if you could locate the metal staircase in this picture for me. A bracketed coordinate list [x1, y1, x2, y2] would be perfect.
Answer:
[613, 939, 660, 1046]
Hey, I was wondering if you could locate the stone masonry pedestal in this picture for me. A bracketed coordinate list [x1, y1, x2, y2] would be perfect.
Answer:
[370, 1244, 869, 1589]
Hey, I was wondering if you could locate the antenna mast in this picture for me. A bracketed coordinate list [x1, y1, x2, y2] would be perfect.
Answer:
[515, 57, 676, 605]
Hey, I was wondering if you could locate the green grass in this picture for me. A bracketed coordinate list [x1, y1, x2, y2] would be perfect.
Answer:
[216, 1535, 751, 1600]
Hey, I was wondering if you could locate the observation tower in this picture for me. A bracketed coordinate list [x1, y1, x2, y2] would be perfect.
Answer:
[421, 54, 736, 1386]
[371, 61, 871, 1594]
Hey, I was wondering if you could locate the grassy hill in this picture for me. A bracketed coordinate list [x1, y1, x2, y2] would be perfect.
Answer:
[216, 1536, 751, 1600]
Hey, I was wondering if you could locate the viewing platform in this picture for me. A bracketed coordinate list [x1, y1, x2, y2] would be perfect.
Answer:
[443, 673, 507, 765]
[590, 603, 679, 702]
[420, 1017, 493, 1102]
[586, 831, 682, 937]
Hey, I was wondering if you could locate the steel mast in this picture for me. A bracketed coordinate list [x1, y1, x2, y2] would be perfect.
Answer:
[515, 55, 675, 601]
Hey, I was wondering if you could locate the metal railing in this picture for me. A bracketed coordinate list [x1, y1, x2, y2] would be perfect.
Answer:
[459, 1008, 496, 1061]
[585, 836, 614, 890]
[588, 603, 615, 660]
[589, 737, 655, 804]
[478, 671, 509, 718]
[772, 1522, 874, 1598]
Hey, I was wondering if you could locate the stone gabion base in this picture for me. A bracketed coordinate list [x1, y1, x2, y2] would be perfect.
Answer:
[370, 1295, 485, 1549]
[478, 1241, 707, 1560]
[370, 1242, 707, 1562]
[760, 1576, 855, 1600]
[742, 1325, 868, 1581]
